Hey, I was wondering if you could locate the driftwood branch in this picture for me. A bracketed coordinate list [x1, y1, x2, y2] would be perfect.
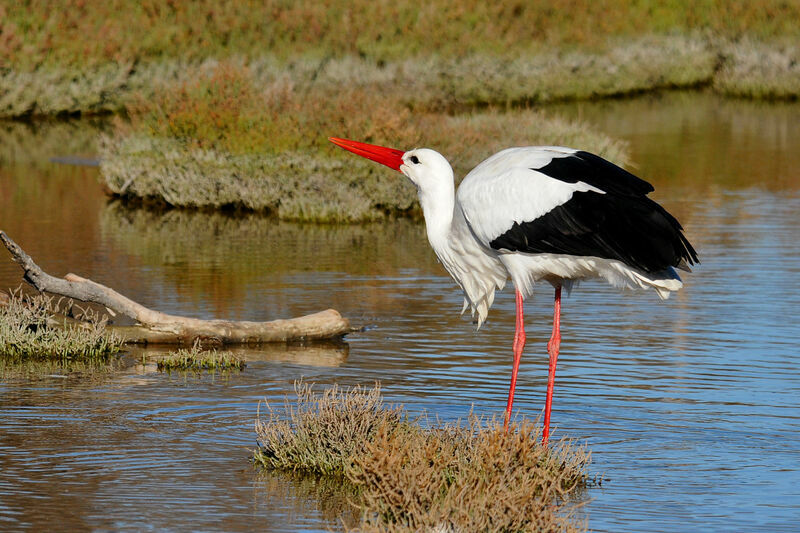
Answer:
[0, 231, 352, 345]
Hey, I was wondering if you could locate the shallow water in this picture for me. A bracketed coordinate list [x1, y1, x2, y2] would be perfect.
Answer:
[1, 92, 799, 531]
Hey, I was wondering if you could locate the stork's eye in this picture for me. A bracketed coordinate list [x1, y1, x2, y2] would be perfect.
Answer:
[410, 155, 420, 164]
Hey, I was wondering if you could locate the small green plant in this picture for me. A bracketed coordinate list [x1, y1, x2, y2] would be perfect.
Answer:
[0, 291, 121, 362]
[156, 343, 245, 372]
[255, 381, 592, 532]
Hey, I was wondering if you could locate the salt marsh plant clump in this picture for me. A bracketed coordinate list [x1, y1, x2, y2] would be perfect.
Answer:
[418, 35, 719, 108]
[0, 292, 121, 361]
[156, 343, 245, 372]
[99, 135, 394, 222]
[255, 382, 591, 532]
[255, 382, 406, 476]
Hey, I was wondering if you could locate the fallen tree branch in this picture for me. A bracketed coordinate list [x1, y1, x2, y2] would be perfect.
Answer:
[1, 230, 352, 345]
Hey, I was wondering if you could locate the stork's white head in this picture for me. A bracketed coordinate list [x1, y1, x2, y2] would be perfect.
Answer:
[328, 138, 454, 196]
[329, 137, 457, 241]
[399, 148, 454, 194]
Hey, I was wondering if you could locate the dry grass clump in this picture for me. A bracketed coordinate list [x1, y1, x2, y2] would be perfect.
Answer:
[255, 381, 407, 476]
[255, 382, 591, 532]
[353, 417, 589, 532]
[156, 343, 245, 372]
[0, 291, 121, 362]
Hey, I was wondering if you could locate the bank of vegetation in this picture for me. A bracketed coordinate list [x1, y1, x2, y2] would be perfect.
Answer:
[2, 1, 798, 221]
[3, 0, 798, 117]
[255, 382, 591, 532]
[101, 81, 629, 220]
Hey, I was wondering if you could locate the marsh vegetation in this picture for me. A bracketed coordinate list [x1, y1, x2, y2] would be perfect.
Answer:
[3, 1, 798, 221]
[0, 292, 121, 361]
[255, 382, 591, 532]
[0, 291, 122, 377]
[156, 343, 246, 372]
[3, 1, 798, 117]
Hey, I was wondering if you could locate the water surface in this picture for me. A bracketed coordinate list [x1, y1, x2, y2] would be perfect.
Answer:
[1, 93, 799, 531]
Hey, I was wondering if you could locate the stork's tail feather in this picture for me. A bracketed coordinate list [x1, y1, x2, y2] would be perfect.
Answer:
[630, 267, 683, 300]
[461, 294, 495, 329]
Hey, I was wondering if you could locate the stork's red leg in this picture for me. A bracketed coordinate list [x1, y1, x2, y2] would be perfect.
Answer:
[542, 285, 562, 445]
[504, 289, 526, 431]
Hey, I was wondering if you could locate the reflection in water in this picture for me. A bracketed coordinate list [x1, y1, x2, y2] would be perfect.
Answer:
[551, 91, 800, 191]
[2, 94, 800, 532]
[0, 119, 107, 168]
[0, 356, 126, 380]
[252, 471, 361, 530]
[99, 201, 436, 321]
[127, 342, 350, 369]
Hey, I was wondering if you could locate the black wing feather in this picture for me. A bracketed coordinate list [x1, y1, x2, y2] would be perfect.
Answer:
[536, 150, 654, 196]
[490, 152, 698, 273]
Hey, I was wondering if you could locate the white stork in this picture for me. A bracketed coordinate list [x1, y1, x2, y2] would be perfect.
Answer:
[329, 137, 698, 444]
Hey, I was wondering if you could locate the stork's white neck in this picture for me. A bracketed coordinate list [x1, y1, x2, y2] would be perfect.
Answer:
[398, 148, 457, 256]
[401, 150, 507, 328]
[417, 174, 455, 253]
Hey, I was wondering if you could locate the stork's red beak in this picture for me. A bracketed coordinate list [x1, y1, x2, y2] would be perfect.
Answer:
[329, 137, 405, 172]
